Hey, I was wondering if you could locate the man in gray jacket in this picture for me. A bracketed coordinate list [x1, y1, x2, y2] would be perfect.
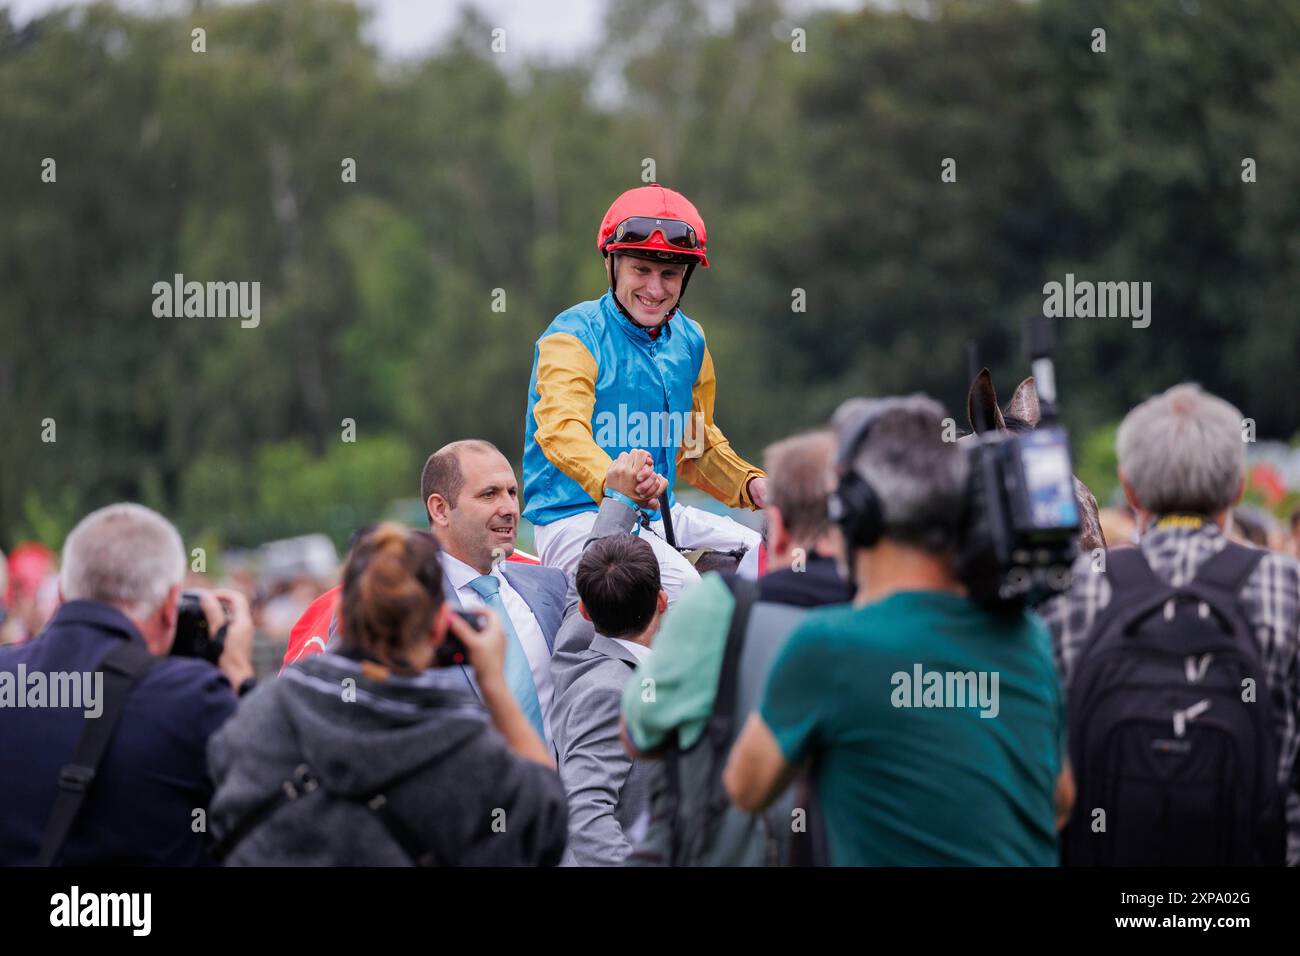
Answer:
[551, 534, 666, 866]
[547, 449, 669, 865]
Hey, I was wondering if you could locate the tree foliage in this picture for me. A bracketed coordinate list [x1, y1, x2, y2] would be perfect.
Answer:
[2, 0, 1298, 547]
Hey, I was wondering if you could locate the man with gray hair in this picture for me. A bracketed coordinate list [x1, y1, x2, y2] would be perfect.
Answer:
[1040, 383, 1300, 865]
[725, 395, 1069, 865]
[0, 503, 254, 866]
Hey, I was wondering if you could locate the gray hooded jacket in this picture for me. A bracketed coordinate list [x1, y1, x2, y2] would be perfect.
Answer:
[207, 653, 568, 866]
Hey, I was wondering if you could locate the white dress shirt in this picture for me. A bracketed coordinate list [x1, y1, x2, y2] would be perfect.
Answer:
[612, 638, 652, 664]
[440, 553, 555, 745]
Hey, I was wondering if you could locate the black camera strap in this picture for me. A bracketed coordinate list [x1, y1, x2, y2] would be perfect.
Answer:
[37, 640, 160, 866]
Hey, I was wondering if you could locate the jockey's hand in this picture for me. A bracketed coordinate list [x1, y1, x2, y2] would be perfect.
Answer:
[605, 450, 650, 500]
[636, 468, 669, 511]
[747, 476, 769, 509]
[606, 449, 666, 509]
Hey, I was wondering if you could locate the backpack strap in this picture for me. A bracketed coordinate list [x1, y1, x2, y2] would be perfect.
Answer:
[708, 576, 760, 746]
[660, 575, 758, 866]
[212, 758, 445, 866]
[365, 793, 437, 867]
[1180, 542, 1269, 661]
[358, 755, 449, 866]
[209, 764, 317, 862]
[1189, 542, 1266, 596]
[663, 748, 683, 865]
[1074, 547, 1174, 653]
[1102, 547, 1167, 597]
[37, 640, 160, 867]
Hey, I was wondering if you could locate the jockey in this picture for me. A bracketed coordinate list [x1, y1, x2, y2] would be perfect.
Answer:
[523, 183, 765, 599]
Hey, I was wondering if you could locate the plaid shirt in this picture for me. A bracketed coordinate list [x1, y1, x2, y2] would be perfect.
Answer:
[1038, 518, 1300, 865]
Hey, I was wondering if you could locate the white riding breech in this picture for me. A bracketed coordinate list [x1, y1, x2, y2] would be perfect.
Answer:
[533, 502, 762, 602]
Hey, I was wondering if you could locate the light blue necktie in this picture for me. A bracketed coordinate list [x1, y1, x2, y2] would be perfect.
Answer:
[467, 574, 546, 739]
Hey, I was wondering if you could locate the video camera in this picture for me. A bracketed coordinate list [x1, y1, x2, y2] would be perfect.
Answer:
[957, 317, 1080, 613]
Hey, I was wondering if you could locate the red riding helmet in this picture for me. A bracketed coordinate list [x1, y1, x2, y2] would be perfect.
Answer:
[597, 184, 709, 267]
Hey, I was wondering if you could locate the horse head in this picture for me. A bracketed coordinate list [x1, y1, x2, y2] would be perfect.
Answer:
[964, 368, 1106, 554]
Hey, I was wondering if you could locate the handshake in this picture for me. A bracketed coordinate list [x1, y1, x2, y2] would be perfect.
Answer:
[605, 449, 669, 512]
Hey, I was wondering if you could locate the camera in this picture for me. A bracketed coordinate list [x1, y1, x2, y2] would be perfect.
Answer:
[957, 318, 1080, 613]
[435, 609, 476, 668]
[171, 590, 227, 663]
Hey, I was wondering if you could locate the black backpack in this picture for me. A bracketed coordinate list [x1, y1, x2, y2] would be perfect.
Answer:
[627, 576, 823, 866]
[643, 576, 765, 866]
[1063, 544, 1285, 866]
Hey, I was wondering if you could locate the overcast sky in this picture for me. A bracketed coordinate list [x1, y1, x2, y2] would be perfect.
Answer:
[7, 0, 867, 61]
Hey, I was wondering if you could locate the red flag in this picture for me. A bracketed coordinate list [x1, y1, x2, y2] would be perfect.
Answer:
[1249, 463, 1287, 505]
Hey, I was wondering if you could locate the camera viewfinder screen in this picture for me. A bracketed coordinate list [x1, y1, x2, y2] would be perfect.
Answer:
[1020, 430, 1079, 530]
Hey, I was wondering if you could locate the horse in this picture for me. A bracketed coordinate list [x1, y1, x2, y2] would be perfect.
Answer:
[965, 368, 1106, 554]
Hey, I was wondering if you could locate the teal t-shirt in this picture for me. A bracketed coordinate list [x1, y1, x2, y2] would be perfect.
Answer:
[759, 590, 1062, 866]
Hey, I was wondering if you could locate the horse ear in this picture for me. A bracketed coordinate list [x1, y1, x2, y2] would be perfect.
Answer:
[1007, 376, 1041, 427]
[967, 367, 1005, 433]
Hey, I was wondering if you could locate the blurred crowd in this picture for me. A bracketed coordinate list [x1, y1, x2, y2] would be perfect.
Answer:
[1, 535, 339, 678]
[5, 492, 1296, 654]
[3, 382, 1300, 867]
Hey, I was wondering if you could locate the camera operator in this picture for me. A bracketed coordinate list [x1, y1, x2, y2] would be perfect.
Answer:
[206, 523, 567, 866]
[724, 396, 1071, 865]
[0, 503, 254, 866]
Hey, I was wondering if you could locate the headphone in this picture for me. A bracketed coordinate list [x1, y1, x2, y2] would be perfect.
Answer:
[827, 403, 891, 550]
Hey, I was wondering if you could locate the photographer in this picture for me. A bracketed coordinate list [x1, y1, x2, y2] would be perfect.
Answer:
[206, 523, 567, 866]
[724, 396, 1069, 865]
[0, 503, 254, 866]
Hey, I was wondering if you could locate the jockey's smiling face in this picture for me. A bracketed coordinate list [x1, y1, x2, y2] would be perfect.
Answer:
[610, 255, 684, 328]
[428, 446, 519, 573]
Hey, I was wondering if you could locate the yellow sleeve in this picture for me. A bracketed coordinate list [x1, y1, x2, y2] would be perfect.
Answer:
[532, 333, 612, 505]
[676, 344, 766, 509]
